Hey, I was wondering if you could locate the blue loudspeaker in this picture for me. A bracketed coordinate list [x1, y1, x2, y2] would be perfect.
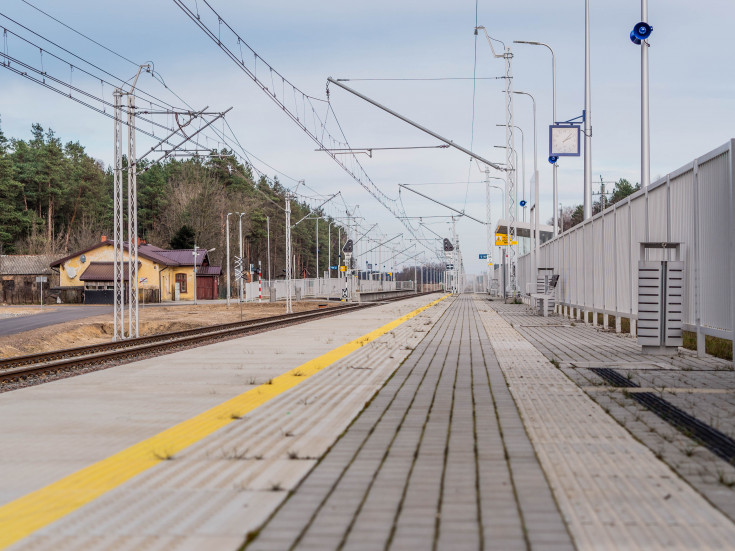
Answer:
[520, 200, 527, 207]
[549, 155, 558, 164]
[631, 21, 652, 42]
[630, 31, 641, 45]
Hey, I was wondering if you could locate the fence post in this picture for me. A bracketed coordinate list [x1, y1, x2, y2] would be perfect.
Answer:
[693, 159, 706, 358]
[730, 140, 735, 368]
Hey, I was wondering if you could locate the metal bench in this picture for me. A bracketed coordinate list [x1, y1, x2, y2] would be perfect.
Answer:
[530, 274, 559, 316]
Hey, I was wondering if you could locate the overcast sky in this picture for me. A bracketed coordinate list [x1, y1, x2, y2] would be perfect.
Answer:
[1, 1, 733, 276]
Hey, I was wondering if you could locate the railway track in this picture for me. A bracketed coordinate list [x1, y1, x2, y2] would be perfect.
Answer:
[0, 293, 436, 389]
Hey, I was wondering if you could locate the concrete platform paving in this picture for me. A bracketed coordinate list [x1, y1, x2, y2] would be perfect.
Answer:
[246, 295, 572, 551]
[0, 294, 448, 551]
[479, 299, 735, 550]
[5, 293, 735, 550]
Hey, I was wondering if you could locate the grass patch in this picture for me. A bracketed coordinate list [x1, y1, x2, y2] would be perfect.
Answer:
[620, 317, 631, 334]
[682, 331, 733, 361]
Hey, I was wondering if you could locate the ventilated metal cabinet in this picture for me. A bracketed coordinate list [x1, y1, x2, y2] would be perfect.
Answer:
[637, 242, 684, 354]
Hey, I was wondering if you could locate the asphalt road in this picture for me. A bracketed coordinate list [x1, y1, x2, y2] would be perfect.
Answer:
[0, 306, 111, 337]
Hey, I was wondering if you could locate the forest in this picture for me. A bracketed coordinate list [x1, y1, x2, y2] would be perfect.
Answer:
[0, 119, 346, 278]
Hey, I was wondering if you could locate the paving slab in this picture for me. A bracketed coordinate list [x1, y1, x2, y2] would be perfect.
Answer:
[247, 295, 573, 551]
[477, 298, 735, 550]
[0, 294, 448, 551]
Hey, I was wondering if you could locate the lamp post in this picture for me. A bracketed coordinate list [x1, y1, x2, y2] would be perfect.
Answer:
[328, 222, 334, 279]
[514, 90, 539, 284]
[584, 0, 593, 219]
[639, 1, 651, 188]
[513, 40, 558, 235]
[315, 218, 319, 283]
[226, 212, 235, 306]
[193, 245, 197, 305]
[238, 212, 245, 303]
[266, 215, 271, 286]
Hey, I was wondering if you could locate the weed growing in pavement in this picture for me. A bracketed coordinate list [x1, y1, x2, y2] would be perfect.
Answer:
[287, 449, 300, 460]
[269, 482, 284, 492]
[266, 378, 273, 385]
[654, 448, 664, 460]
[684, 444, 698, 457]
[221, 447, 249, 460]
[550, 358, 560, 368]
[570, 322, 576, 327]
[247, 377, 258, 385]
[717, 470, 735, 488]
[153, 449, 175, 461]
[293, 369, 304, 377]
[230, 413, 243, 420]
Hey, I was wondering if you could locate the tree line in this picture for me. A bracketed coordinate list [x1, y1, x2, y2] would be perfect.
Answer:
[0, 119, 346, 278]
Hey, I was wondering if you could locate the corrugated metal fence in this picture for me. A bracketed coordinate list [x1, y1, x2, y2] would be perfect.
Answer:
[241, 278, 414, 302]
[518, 140, 734, 356]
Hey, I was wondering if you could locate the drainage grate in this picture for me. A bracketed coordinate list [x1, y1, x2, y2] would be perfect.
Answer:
[591, 368, 735, 465]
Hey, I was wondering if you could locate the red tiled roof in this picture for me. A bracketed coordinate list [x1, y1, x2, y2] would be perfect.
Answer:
[154, 249, 207, 266]
[51, 241, 214, 268]
[79, 262, 135, 282]
[197, 265, 222, 276]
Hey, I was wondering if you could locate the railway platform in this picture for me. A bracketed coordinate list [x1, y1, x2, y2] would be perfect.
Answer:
[1, 294, 735, 550]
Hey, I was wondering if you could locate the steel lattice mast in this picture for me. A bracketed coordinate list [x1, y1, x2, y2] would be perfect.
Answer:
[127, 91, 139, 338]
[113, 89, 125, 340]
[285, 193, 293, 314]
[504, 46, 518, 298]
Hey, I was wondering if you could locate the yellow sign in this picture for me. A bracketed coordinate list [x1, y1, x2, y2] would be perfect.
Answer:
[339, 265, 346, 272]
[495, 235, 517, 246]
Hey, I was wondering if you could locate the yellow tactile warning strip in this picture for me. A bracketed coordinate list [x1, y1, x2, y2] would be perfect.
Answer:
[0, 294, 449, 550]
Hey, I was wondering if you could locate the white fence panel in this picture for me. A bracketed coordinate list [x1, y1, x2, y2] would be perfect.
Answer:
[516, 140, 734, 355]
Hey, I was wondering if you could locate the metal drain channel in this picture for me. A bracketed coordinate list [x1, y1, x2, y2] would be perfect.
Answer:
[590, 368, 735, 465]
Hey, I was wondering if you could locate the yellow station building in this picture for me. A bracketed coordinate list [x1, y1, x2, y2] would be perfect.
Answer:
[50, 237, 221, 302]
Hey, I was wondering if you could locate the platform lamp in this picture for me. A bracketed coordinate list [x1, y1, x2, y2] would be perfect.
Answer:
[629, 4, 653, 189]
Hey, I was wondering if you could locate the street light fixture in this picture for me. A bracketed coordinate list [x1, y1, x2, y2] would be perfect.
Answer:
[513, 39, 559, 236]
[226, 212, 236, 306]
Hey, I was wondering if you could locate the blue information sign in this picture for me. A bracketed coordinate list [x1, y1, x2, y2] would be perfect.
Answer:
[479, 253, 487, 259]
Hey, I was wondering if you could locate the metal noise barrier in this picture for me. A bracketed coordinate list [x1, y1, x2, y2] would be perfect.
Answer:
[517, 140, 735, 366]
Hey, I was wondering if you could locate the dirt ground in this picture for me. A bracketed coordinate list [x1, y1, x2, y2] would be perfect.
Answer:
[0, 301, 337, 359]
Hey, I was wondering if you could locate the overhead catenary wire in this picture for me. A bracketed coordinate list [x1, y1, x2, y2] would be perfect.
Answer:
[172, 0, 439, 257]
[0, 15, 311, 209]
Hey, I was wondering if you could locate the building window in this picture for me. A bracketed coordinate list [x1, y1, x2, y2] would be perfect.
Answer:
[176, 273, 187, 293]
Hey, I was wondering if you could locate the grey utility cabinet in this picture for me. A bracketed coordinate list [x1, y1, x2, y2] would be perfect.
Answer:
[637, 242, 685, 355]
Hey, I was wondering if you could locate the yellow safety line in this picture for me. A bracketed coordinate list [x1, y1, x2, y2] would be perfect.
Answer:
[0, 294, 449, 549]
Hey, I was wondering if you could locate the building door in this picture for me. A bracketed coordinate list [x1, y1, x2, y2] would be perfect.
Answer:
[196, 276, 214, 300]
